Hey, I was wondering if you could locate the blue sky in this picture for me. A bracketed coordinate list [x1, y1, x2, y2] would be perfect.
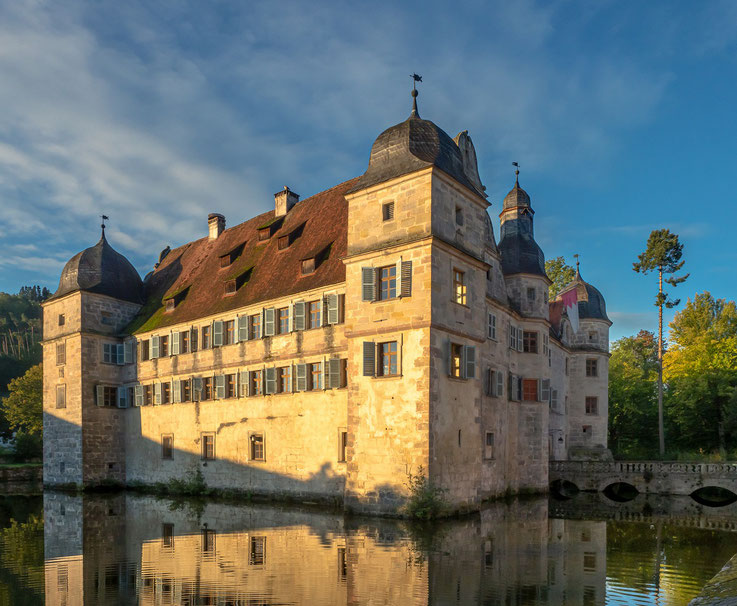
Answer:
[0, 0, 735, 341]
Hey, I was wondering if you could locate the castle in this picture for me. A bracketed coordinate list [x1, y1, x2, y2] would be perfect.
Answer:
[41, 90, 610, 514]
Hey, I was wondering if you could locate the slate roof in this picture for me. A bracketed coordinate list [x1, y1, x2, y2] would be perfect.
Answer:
[576, 280, 610, 322]
[498, 232, 547, 277]
[127, 178, 358, 334]
[348, 113, 484, 197]
[51, 234, 143, 304]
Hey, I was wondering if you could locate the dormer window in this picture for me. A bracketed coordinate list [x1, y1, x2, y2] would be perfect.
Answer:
[224, 267, 253, 296]
[278, 235, 290, 250]
[301, 258, 316, 275]
[164, 286, 190, 312]
[258, 228, 271, 241]
[257, 216, 284, 241]
[300, 242, 332, 277]
[219, 242, 245, 268]
[278, 222, 305, 251]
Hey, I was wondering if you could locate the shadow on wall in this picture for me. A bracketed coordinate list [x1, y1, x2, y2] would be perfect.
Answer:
[43, 412, 405, 511]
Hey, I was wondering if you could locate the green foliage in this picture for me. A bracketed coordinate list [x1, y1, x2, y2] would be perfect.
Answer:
[1, 364, 42, 437]
[11, 432, 42, 462]
[545, 256, 576, 300]
[633, 229, 689, 309]
[0, 289, 44, 365]
[0, 513, 44, 602]
[608, 331, 659, 457]
[166, 468, 211, 496]
[403, 466, 447, 519]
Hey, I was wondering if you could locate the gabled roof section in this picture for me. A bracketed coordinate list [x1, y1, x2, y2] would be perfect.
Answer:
[127, 178, 358, 334]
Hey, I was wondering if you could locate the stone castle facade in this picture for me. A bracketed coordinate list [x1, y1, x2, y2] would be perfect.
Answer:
[42, 93, 610, 514]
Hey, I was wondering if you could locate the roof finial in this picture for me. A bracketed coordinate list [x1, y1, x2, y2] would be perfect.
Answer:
[410, 73, 422, 118]
[512, 161, 520, 186]
[573, 253, 580, 276]
[100, 214, 109, 239]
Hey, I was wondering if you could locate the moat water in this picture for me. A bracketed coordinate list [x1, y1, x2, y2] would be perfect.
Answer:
[1, 489, 737, 605]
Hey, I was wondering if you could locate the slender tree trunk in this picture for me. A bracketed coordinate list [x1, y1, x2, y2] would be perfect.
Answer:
[658, 267, 665, 457]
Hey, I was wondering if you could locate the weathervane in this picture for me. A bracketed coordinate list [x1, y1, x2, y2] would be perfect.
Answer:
[410, 73, 422, 117]
[573, 253, 580, 274]
[512, 161, 520, 184]
[101, 214, 109, 237]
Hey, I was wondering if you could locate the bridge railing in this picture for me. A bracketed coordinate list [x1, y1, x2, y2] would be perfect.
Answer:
[550, 460, 737, 477]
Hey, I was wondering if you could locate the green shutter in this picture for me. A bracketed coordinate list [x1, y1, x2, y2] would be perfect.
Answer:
[134, 385, 143, 407]
[239, 371, 249, 397]
[154, 383, 162, 405]
[329, 358, 341, 389]
[171, 332, 180, 355]
[193, 377, 203, 401]
[213, 321, 224, 347]
[400, 261, 412, 297]
[151, 335, 160, 358]
[264, 308, 275, 336]
[465, 346, 476, 379]
[293, 302, 306, 331]
[124, 340, 134, 364]
[173, 380, 181, 403]
[238, 315, 248, 341]
[362, 267, 376, 302]
[326, 294, 339, 324]
[96, 384, 104, 407]
[265, 367, 276, 394]
[363, 342, 375, 377]
[117, 386, 128, 408]
[296, 363, 307, 391]
[215, 375, 225, 399]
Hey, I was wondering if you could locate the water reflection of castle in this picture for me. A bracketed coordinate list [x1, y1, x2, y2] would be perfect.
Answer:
[44, 493, 612, 606]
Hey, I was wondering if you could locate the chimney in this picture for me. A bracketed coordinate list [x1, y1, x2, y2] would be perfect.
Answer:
[274, 186, 299, 217]
[208, 213, 225, 240]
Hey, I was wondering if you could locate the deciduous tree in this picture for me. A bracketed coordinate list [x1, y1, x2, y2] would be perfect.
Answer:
[545, 256, 576, 300]
[1, 363, 42, 437]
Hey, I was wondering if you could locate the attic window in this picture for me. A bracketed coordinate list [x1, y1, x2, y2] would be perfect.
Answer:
[257, 216, 284, 241]
[382, 202, 394, 221]
[258, 228, 271, 242]
[278, 235, 290, 250]
[278, 222, 306, 251]
[224, 268, 253, 296]
[301, 258, 316, 275]
[164, 286, 190, 312]
[219, 242, 245, 268]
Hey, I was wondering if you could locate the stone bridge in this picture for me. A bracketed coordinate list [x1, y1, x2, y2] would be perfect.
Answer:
[550, 460, 737, 497]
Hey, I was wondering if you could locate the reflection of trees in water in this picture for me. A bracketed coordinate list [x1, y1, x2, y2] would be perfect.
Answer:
[0, 512, 44, 604]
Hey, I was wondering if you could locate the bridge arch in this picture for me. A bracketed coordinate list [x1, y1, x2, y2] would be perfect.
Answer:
[602, 481, 639, 502]
[691, 486, 737, 507]
[550, 479, 579, 499]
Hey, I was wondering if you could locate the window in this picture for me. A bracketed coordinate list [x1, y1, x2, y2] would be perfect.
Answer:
[277, 308, 289, 334]
[225, 320, 235, 345]
[182, 379, 191, 403]
[585, 396, 598, 415]
[565, 357, 569, 376]
[382, 201, 394, 221]
[582, 425, 592, 435]
[250, 370, 263, 396]
[141, 339, 150, 361]
[58, 314, 65, 326]
[338, 430, 348, 462]
[310, 362, 322, 390]
[144, 385, 153, 406]
[101, 311, 113, 325]
[453, 269, 466, 305]
[200, 377, 211, 400]
[202, 529, 216, 554]
[250, 433, 265, 461]
[250, 536, 266, 565]
[102, 343, 117, 364]
[162, 524, 174, 549]
[162, 435, 173, 460]
[202, 325, 211, 349]
[308, 300, 321, 329]
[160, 335, 169, 357]
[165, 298, 176, 312]
[201, 433, 215, 460]
[484, 432, 495, 460]
[583, 552, 596, 573]
[586, 359, 598, 377]
[56, 384, 66, 409]
[509, 325, 523, 351]
[589, 331, 597, 342]
[181, 331, 189, 354]
[379, 265, 397, 300]
[450, 343, 463, 378]
[56, 342, 66, 365]
[551, 389, 559, 411]
[162, 382, 171, 404]
[377, 341, 398, 376]
[522, 379, 538, 402]
[96, 385, 117, 407]
[250, 314, 261, 339]
[486, 369, 504, 397]
[226, 374, 236, 398]
[301, 257, 316, 275]
[277, 366, 290, 393]
[523, 331, 538, 354]
[487, 313, 497, 340]
[527, 287, 536, 302]
[455, 206, 463, 225]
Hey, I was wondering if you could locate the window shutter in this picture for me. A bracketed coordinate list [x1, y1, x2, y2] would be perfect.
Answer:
[509, 326, 515, 349]
[296, 363, 307, 391]
[400, 261, 412, 297]
[124, 340, 134, 364]
[213, 320, 224, 347]
[326, 294, 339, 325]
[464, 346, 476, 379]
[516, 376, 523, 401]
[265, 368, 276, 394]
[134, 385, 143, 407]
[495, 371, 504, 398]
[215, 375, 225, 399]
[485, 368, 492, 396]
[153, 383, 161, 405]
[173, 380, 181, 403]
[551, 389, 558, 410]
[317, 361, 324, 390]
[117, 386, 128, 409]
[541, 379, 551, 403]
[151, 335, 160, 358]
[362, 267, 376, 302]
[329, 358, 341, 389]
[239, 371, 249, 397]
[264, 308, 275, 336]
[447, 340, 452, 376]
[293, 301, 306, 331]
[115, 343, 123, 365]
[96, 384, 104, 406]
[238, 315, 249, 341]
[190, 327, 198, 352]
[172, 332, 180, 355]
[193, 377, 203, 401]
[363, 342, 375, 377]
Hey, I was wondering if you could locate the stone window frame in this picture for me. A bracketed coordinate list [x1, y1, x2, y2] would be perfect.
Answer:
[453, 268, 467, 305]
[307, 300, 322, 329]
[224, 320, 235, 345]
[586, 358, 598, 377]
[377, 341, 398, 377]
[56, 384, 66, 409]
[309, 362, 323, 391]
[96, 384, 118, 407]
[378, 265, 398, 301]
[249, 432, 266, 462]
[382, 201, 395, 221]
[484, 431, 495, 460]
[201, 432, 216, 461]
[201, 325, 211, 349]
[522, 331, 538, 354]
[56, 341, 66, 366]
[225, 373, 236, 399]
[277, 307, 290, 335]
[58, 313, 65, 326]
[487, 312, 497, 341]
[585, 396, 598, 415]
[161, 434, 174, 460]
[250, 370, 263, 396]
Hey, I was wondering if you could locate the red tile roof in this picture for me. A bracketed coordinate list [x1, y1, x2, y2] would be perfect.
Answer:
[127, 178, 358, 334]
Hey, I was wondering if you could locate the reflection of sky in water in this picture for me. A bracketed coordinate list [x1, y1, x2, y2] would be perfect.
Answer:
[1, 492, 736, 605]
